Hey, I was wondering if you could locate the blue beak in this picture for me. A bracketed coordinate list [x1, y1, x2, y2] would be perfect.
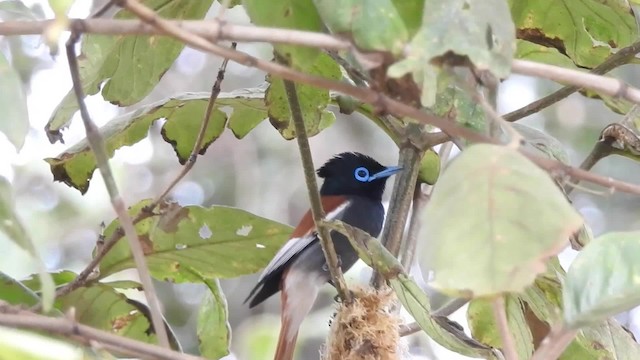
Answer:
[367, 166, 403, 182]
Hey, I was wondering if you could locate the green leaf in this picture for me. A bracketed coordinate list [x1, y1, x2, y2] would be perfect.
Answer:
[513, 123, 569, 164]
[196, 274, 230, 359]
[392, 0, 424, 37]
[421, 144, 583, 296]
[266, 53, 340, 139]
[21, 270, 76, 291]
[243, 0, 323, 69]
[515, 40, 577, 69]
[509, 0, 638, 68]
[0, 51, 29, 150]
[313, 0, 409, 54]
[467, 296, 534, 359]
[389, 0, 515, 106]
[46, 0, 214, 143]
[433, 75, 485, 134]
[0, 326, 91, 360]
[0, 271, 40, 306]
[0, 177, 54, 311]
[99, 200, 292, 282]
[564, 231, 640, 327]
[0, 1, 41, 20]
[44, 89, 266, 193]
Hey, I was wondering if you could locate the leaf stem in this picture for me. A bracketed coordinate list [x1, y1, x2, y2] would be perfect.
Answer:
[530, 325, 577, 360]
[283, 78, 351, 303]
[492, 295, 518, 360]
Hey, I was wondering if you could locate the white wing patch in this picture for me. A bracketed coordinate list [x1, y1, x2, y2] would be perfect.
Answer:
[257, 201, 351, 282]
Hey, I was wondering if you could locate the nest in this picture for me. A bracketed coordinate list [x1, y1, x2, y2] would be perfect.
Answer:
[322, 287, 402, 360]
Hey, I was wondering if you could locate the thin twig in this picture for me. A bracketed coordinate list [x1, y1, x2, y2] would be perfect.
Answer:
[530, 325, 578, 360]
[372, 146, 423, 288]
[400, 184, 428, 269]
[492, 296, 517, 360]
[0, 310, 203, 360]
[504, 39, 640, 122]
[51, 43, 236, 303]
[63, 27, 170, 349]
[511, 59, 640, 106]
[283, 78, 350, 302]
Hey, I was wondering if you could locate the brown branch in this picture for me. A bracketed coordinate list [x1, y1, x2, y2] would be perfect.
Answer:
[283, 77, 351, 302]
[530, 325, 577, 360]
[511, 59, 640, 106]
[0, 18, 352, 50]
[63, 26, 170, 348]
[504, 40, 640, 122]
[0, 306, 203, 360]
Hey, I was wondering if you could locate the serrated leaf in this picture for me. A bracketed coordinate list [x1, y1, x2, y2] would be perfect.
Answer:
[46, 0, 214, 143]
[510, 0, 638, 68]
[313, 0, 409, 54]
[0, 177, 54, 311]
[266, 53, 340, 139]
[195, 273, 230, 360]
[98, 200, 291, 282]
[0, 51, 29, 150]
[467, 296, 534, 359]
[564, 231, 640, 327]
[421, 144, 583, 296]
[389, 0, 515, 106]
[243, 0, 322, 69]
[45, 89, 266, 193]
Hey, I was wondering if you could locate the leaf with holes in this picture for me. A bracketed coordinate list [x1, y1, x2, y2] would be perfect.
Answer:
[98, 200, 292, 282]
[266, 52, 340, 139]
[389, 0, 515, 106]
[510, 0, 637, 68]
[313, 0, 410, 54]
[467, 295, 534, 359]
[421, 144, 583, 296]
[46, 0, 213, 143]
[564, 231, 640, 327]
[44, 89, 267, 194]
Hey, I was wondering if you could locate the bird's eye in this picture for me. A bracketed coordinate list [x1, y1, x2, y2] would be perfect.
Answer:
[354, 167, 370, 182]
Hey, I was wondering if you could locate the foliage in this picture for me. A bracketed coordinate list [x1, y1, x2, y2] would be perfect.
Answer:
[1, 0, 640, 359]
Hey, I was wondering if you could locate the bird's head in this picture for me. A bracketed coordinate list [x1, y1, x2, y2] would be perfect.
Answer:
[317, 152, 402, 200]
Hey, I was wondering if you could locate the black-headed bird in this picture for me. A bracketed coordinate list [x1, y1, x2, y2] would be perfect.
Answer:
[245, 152, 401, 360]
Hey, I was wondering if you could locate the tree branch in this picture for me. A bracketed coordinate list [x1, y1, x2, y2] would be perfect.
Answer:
[62, 26, 170, 348]
[284, 77, 350, 302]
[530, 325, 577, 360]
[511, 59, 640, 106]
[0, 305, 203, 360]
[504, 39, 640, 122]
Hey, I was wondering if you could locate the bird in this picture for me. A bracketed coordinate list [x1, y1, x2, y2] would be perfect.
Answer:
[244, 152, 402, 360]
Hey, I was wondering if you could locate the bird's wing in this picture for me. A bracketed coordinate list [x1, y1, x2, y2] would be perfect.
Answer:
[257, 196, 350, 283]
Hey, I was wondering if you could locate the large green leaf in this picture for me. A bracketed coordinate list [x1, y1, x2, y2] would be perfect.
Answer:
[564, 231, 640, 327]
[467, 296, 534, 359]
[0, 177, 54, 311]
[514, 40, 577, 69]
[421, 144, 583, 296]
[433, 74, 485, 134]
[44, 89, 267, 194]
[266, 53, 340, 139]
[46, 0, 214, 143]
[98, 200, 291, 282]
[313, 0, 409, 54]
[509, 0, 638, 68]
[0, 51, 28, 151]
[243, 0, 323, 69]
[389, 0, 515, 106]
[196, 274, 230, 359]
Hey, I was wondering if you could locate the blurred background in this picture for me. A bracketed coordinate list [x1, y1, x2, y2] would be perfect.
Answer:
[2, 1, 640, 359]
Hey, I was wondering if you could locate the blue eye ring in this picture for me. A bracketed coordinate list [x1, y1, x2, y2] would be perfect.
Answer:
[354, 167, 370, 182]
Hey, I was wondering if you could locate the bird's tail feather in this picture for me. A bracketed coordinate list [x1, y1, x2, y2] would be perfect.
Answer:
[274, 322, 298, 360]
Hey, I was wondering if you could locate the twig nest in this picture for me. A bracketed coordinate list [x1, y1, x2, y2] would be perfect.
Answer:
[322, 287, 402, 360]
